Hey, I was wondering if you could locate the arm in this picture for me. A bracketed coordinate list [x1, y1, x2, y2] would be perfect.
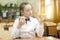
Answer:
[10, 19, 20, 38]
[35, 19, 44, 38]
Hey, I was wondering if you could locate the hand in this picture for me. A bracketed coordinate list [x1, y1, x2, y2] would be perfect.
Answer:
[17, 16, 26, 28]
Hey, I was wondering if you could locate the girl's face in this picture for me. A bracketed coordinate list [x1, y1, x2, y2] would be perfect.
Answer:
[22, 4, 32, 18]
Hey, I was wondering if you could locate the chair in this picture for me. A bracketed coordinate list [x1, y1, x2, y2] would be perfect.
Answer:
[57, 23, 60, 38]
[4, 22, 13, 30]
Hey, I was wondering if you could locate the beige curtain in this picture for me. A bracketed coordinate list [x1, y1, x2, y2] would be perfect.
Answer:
[50, 0, 57, 23]
[36, 0, 57, 23]
[44, 0, 57, 23]
[36, 0, 45, 22]
[57, 0, 60, 22]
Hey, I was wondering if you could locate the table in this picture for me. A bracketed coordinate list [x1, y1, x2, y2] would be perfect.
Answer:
[15, 37, 59, 40]
[44, 22, 57, 36]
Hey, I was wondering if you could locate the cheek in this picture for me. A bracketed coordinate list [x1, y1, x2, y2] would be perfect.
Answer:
[25, 13, 30, 16]
[25, 12, 31, 15]
[24, 13, 31, 17]
[23, 11, 32, 16]
[27, 13, 31, 16]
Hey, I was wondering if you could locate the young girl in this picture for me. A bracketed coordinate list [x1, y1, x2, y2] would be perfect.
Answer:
[11, 2, 44, 39]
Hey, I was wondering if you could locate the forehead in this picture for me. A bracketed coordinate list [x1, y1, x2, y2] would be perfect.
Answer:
[24, 4, 32, 10]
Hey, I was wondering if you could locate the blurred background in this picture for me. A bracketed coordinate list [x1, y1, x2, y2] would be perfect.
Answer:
[0, 0, 60, 40]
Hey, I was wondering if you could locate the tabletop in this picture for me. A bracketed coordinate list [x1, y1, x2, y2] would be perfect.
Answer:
[14, 37, 60, 40]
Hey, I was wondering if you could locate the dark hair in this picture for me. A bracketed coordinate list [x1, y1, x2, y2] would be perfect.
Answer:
[19, 2, 30, 16]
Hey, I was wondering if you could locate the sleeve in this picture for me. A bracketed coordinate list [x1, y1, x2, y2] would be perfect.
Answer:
[35, 18, 44, 38]
[10, 18, 20, 38]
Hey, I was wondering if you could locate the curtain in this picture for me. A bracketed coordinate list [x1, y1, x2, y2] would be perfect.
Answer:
[45, 0, 57, 23]
[51, 0, 57, 23]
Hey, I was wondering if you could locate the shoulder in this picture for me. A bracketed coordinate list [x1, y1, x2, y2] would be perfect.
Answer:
[14, 18, 19, 22]
[30, 17, 39, 23]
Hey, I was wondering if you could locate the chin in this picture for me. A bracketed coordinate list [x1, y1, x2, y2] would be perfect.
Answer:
[24, 16, 30, 17]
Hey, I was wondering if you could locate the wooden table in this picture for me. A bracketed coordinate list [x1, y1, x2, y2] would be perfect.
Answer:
[44, 22, 57, 36]
[14, 37, 59, 40]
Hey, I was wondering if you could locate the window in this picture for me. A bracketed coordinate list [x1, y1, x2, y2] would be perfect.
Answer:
[45, 0, 52, 19]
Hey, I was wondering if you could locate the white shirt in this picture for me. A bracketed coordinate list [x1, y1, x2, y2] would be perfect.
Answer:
[10, 17, 44, 38]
